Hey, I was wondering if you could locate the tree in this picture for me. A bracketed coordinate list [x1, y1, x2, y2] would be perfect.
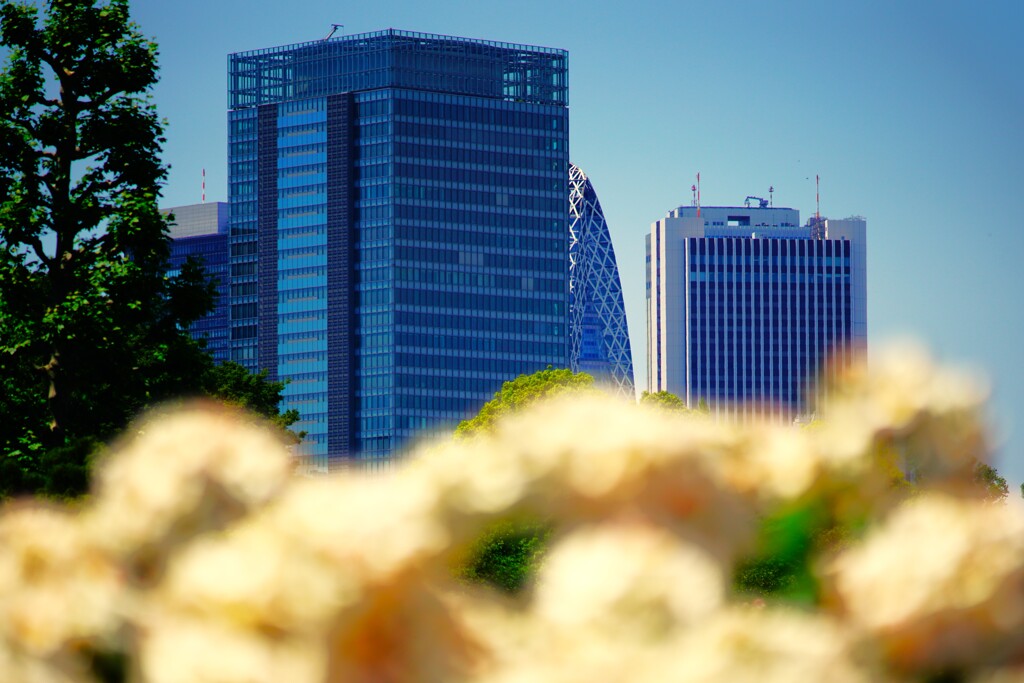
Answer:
[457, 518, 552, 594]
[0, 0, 297, 498]
[455, 366, 596, 437]
[0, 0, 209, 442]
[972, 458, 1009, 502]
[639, 390, 688, 411]
[455, 367, 594, 592]
[202, 361, 304, 440]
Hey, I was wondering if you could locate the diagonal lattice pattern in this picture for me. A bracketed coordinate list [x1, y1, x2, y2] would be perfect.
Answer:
[568, 163, 635, 398]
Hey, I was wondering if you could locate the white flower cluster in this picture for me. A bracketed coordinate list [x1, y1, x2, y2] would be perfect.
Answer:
[0, 344, 1017, 682]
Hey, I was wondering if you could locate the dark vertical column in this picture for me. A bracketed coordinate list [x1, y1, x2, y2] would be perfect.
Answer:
[257, 104, 278, 381]
[326, 92, 358, 463]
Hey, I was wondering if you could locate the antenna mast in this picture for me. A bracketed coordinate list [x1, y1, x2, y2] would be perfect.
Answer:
[202, 168, 206, 204]
[696, 172, 701, 218]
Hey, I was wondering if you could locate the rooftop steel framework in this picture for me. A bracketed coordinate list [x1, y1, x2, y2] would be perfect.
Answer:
[230, 29, 568, 109]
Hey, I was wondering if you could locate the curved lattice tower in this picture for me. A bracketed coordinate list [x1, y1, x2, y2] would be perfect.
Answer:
[568, 163, 635, 398]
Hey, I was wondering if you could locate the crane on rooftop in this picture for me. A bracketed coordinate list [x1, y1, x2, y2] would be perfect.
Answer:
[744, 195, 769, 209]
[324, 24, 344, 40]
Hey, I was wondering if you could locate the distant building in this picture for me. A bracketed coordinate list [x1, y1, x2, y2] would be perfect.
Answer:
[568, 163, 634, 398]
[164, 202, 230, 364]
[646, 202, 866, 418]
[227, 30, 570, 470]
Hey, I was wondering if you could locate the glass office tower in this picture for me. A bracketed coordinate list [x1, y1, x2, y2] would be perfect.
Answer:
[228, 30, 570, 470]
[164, 203, 231, 364]
[646, 204, 867, 419]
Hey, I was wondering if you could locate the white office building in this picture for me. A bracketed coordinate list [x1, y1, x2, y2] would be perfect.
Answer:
[646, 202, 866, 418]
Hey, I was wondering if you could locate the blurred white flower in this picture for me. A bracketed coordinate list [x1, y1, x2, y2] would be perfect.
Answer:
[533, 523, 724, 639]
[657, 607, 875, 683]
[85, 403, 293, 582]
[0, 504, 120, 657]
[827, 492, 1024, 670]
[139, 614, 323, 683]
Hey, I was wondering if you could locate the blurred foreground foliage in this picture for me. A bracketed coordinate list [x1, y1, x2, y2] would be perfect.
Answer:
[1, 343, 1021, 683]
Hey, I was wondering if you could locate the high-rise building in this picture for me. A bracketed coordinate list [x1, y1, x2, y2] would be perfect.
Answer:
[568, 163, 634, 398]
[164, 202, 231, 363]
[646, 202, 866, 418]
[228, 30, 570, 470]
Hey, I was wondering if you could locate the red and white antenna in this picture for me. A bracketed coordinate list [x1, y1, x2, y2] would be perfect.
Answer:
[815, 174, 820, 223]
[202, 168, 206, 204]
[696, 172, 701, 218]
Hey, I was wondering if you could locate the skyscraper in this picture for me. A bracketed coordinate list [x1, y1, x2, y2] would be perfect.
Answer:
[568, 163, 634, 398]
[646, 202, 866, 418]
[164, 202, 231, 363]
[228, 30, 570, 470]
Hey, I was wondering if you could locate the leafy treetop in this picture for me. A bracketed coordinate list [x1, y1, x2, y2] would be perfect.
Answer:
[639, 390, 688, 411]
[455, 367, 596, 437]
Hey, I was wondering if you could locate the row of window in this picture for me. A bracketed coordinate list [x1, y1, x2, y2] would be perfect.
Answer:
[689, 237, 851, 258]
[395, 266, 563, 293]
[395, 142, 564, 172]
[395, 224, 561, 252]
[397, 352, 557, 374]
[690, 273, 852, 284]
[392, 98, 564, 131]
[396, 332, 563, 357]
[393, 183, 561, 212]
[691, 304, 853, 315]
[395, 244, 563, 273]
[394, 287, 563, 316]
[394, 394, 484, 413]
[690, 282, 853, 296]
[396, 371, 532, 394]
[692, 255, 850, 267]
[397, 311, 564, 337]
[395, 163, 564, 191]
[395, 121, 562, 152]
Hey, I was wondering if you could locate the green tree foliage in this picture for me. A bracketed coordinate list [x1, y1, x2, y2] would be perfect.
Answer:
[734, 457, 1012, 601]
[0, 0, 298, 499]
[972, 459, 1009, 502]
[455, 367, 594, 592]
[457, 518, 552, 594]
[639, 390, 687, 411]
[0, 0, 206, 439]
[202, 361, 303, 440]
[455, 366, 595, 437]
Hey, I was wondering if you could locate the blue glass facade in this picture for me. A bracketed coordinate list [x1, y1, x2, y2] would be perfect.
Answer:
[165, 203, 231, 364]
[229, 30, 570, 470]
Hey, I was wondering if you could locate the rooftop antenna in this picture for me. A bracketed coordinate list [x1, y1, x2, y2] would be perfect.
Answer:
[696, 172, 701, 218]
[816, 174, 820, 224]
[324, 23, 344, 40]
[769, 185, 774, 208]
[201, 168, 206, 204]
[691, 183, 697, 208]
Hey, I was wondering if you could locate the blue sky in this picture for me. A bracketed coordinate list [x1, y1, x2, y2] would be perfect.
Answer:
[132, 0, 1024, 486]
